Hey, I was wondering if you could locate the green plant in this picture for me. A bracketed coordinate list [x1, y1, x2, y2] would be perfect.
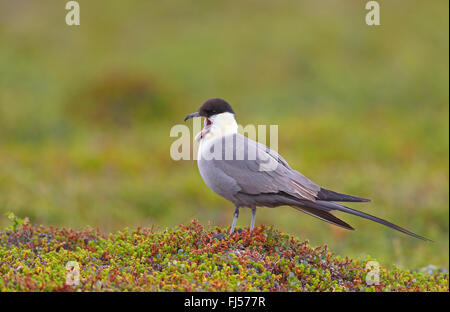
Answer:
[0, 218, 447, 292]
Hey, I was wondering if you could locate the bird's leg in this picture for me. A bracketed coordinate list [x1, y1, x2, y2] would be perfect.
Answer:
[230, 206, 239, 234]
[250, 208, 256, 231]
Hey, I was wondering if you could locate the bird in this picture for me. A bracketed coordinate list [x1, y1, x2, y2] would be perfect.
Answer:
[184, 98, 429, 241]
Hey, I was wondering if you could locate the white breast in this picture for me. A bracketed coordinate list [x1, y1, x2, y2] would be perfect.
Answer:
[196, 112, 240, 202]
[198, 112, 238, 158]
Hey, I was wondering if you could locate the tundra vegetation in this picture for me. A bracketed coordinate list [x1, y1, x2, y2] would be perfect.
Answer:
[0, 214, 447, 292]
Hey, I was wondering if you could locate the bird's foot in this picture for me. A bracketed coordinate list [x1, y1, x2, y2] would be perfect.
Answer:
[212, 229, 243, 240]
[212, 232, 227, 240]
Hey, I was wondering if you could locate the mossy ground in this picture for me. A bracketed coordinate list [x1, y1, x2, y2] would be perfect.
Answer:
[0, 215, 447, 292]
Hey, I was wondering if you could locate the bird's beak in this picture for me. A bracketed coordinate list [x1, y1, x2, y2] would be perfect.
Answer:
[184, 112, 200, 121]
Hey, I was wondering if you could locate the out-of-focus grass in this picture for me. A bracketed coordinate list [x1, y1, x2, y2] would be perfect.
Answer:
[0, 1, 448, 269]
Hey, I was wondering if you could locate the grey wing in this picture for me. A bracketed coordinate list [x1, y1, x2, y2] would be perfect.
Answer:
[208, 134, 429, 240]
[210, 134, 321, 202]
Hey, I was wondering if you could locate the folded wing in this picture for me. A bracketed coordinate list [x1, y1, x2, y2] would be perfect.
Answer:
[208, 134, 429, 240]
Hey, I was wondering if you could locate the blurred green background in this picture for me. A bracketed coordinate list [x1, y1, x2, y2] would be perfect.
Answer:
[0, 1, 448, 269]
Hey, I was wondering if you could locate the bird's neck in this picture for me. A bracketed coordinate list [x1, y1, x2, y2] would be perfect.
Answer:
[203, 112, 238, 143]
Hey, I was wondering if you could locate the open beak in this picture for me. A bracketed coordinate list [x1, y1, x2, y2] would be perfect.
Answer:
[184, 112, 200, 121]
[195, 118, 212, 141]
[184, 111, 212, 141]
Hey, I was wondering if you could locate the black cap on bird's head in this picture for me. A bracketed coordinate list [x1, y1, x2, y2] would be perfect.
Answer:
[198, 98, 235, 118]
[184, 98, 235, 121]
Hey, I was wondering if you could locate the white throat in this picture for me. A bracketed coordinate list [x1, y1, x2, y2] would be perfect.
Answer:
[198, 112, 238, 144]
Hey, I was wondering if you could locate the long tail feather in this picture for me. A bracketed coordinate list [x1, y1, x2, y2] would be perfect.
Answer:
[293, 206, 355, 230]
[315, 201, 431, 241]
[289, 196, 430, 241]
[317, 188, 371, 202]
